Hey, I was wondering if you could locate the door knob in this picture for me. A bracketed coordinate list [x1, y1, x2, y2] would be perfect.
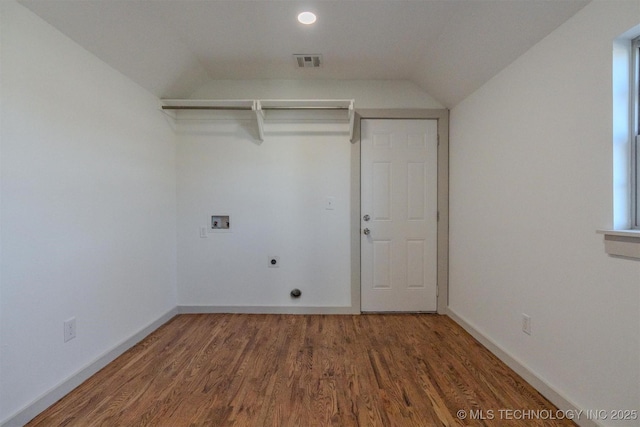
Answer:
[363, 228, 370, 235]
[363, 214, 370, 221]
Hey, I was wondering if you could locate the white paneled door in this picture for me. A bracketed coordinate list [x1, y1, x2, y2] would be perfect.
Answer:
[361, 119, 438, 312]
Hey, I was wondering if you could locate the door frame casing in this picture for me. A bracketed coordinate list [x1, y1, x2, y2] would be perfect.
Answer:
[351, 109, 449, 314]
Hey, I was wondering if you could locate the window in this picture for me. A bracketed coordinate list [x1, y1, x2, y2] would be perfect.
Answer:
[633, 37, 640, 229]
[599, 33, 640, 258]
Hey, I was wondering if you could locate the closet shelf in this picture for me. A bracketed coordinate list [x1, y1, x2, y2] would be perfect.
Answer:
[160, 99, 355, 142]
[161, 99, 255, 111]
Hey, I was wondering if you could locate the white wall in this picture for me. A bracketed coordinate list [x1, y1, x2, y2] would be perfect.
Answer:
[190, 79, 443, 109]
[0, 1, 177, 423]
[178, 80, 441, 311]
[449, 1, 640, 426]
[176, 120, 353, 310]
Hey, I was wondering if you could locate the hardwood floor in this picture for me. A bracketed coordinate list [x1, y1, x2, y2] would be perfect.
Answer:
[28, 314, 576, 426]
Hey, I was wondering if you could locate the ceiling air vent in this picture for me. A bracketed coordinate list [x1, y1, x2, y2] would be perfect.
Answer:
[294, 54, 322, 68]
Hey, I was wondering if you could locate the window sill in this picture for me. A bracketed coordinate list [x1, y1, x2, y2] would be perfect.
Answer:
[597, 229, 640, 259]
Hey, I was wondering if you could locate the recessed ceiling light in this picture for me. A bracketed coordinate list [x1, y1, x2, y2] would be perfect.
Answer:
[297, 11, 317, 25]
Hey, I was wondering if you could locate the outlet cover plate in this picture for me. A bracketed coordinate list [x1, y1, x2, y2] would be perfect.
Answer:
[64, 317, 76, 342]
[522, 313, 531, 335]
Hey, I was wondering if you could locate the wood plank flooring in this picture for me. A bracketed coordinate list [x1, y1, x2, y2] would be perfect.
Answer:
[27, 314, 576, 426]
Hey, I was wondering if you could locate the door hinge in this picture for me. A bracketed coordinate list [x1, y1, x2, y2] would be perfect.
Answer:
[437, 211, 440, 221]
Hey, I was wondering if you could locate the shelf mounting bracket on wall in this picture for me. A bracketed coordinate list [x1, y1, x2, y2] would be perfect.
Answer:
[348, 100, 355, 142]
[253, 100, 265, 141]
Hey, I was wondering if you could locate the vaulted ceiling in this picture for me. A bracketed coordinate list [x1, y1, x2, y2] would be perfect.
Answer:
[19, 0, 590, 108]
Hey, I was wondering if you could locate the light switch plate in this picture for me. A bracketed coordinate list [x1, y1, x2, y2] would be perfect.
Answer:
[325, 197, 335, 210]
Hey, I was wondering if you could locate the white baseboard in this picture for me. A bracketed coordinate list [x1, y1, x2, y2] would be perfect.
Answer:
[446, 307, 601, 427]
[5, 306, 594, 427]
[1, 307, 178, 427]
[178, 305, 359, 315]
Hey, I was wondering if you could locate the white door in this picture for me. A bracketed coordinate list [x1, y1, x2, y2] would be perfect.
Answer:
[361, 119, 438, 312]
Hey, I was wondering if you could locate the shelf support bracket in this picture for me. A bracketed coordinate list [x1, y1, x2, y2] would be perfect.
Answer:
[348, 100, 355, 142]
[253, 100, 265, 142]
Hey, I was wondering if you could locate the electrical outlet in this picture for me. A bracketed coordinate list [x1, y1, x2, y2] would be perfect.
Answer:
[64, 317, 76, 342]
[522, 313, 531, 335]
[268, 256, 280, 268]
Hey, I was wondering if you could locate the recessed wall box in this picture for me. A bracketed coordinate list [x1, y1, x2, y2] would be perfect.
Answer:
[211, 215, 230, 230]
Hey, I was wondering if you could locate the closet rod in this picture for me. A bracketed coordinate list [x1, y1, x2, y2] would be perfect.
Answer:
[161, 106, 349, 111]
[161, 106, 252, 111]
[261, 106, 349, 110]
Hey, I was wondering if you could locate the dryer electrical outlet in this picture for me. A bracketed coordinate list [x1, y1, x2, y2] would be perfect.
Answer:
[268, 256, 280, 268]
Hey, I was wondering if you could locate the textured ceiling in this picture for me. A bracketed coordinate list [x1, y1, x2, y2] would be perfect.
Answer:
[19, 0, 590, 107]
